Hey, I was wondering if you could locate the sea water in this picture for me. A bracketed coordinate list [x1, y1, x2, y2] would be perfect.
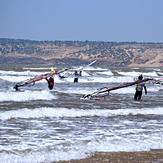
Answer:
[0, 66, 163, 162]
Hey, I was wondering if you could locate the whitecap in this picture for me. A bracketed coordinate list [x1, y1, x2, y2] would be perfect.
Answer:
[117, 71, 158, 77]
[0, 90, 56, 102]
[0, 70, 46, 76]
[1, 107, 163, 121]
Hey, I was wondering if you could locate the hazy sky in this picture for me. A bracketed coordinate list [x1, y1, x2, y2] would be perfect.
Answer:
[0, 0, 163, 42]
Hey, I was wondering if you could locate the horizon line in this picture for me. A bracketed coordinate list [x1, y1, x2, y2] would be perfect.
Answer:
[0, 37, 163, 44]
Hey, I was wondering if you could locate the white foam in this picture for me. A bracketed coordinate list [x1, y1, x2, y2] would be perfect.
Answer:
[0, 73, 93, 83]
[0, 70, 45, 76]
[1, 107, 163, 121]
[23, 67, 52, 70]
[117, 71, 158, 77]
[0, 130, 163, 163]
[0, 70, 161, 85]
[65, 76, 134, 84]
[92, 76, 134, 83]
[81, 71, 91, 76]
[0, 148, 88, 163]
[0, 70, 51, 83]
[0, 75, 35, 82]
[87, 134, 163, 153]
[0, 90, 56, 102]
[96, 70, 113, 76]
[0, 74, 65, 83]
[56, 87, 96, 95]
[157, 72, 163, 76]
[152, 68, 161, 72]
[74, 66, 107, 71]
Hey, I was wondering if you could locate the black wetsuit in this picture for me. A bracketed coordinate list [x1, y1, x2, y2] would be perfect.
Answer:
[74, 71, 79, 83]
[14, 84, 19, 91]
[46, 77, 54, 90]
[134, 82, 147, 101]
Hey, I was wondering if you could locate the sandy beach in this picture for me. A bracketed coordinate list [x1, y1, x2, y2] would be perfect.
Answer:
[57, 150, 163, 163]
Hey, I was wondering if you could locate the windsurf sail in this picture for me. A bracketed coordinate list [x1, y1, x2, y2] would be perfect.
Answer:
[13, 68, 69, 91]
[79, 60, 97, 71]
[58, 60, 97, 79]
[74, 60, 97, 72]
[83, 78, 154, 99]
[152, 77, 163, 85]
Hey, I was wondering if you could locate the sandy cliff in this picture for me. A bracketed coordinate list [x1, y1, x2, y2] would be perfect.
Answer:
[0, 39, 163, 67]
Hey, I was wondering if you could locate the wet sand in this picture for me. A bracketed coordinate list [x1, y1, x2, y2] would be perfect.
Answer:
[57, 150, 163, 163]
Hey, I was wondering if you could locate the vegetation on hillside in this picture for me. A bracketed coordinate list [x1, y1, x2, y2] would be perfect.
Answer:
[0, 38, 163, 67]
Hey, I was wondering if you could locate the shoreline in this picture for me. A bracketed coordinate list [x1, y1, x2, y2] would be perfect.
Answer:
[57, 150, 163, 163]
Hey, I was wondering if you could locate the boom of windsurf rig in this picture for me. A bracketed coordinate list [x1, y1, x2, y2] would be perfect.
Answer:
[82, 78, 163, 99]
[13, 68, 69, 91]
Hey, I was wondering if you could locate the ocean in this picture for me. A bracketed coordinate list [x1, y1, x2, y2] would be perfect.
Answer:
[0, 66, 163, 163]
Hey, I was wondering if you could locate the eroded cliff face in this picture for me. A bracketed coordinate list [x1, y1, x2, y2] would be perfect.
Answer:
[116, 44, 163, 67]
[129, 53, 163, 67]
[0, 38, 163, 67]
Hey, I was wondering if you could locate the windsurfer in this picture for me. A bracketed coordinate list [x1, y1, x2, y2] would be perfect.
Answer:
[134, 74, 147, 101]
[74, 71, 82, 83]
[46, 76, 54, 90]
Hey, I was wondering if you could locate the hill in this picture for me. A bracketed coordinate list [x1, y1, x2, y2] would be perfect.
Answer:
[0, 38, 163, 67]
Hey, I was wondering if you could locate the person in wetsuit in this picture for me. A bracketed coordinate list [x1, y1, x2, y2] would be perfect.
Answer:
[74, 70, 82, 83]
[46, 76, 54, 90]
[134, 74, 147, 101]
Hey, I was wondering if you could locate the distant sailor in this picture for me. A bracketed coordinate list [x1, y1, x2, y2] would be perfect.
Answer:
[74, 70, 82, 83]
[134, 74, 147, 101]
[46, 76, 54, 90]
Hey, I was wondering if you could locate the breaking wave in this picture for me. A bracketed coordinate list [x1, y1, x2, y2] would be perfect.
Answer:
[0, 107, 163, 120]
[117, 71, 158, 77]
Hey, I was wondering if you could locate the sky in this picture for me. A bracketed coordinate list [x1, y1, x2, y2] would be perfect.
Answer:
[0, 0, 163, 42]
